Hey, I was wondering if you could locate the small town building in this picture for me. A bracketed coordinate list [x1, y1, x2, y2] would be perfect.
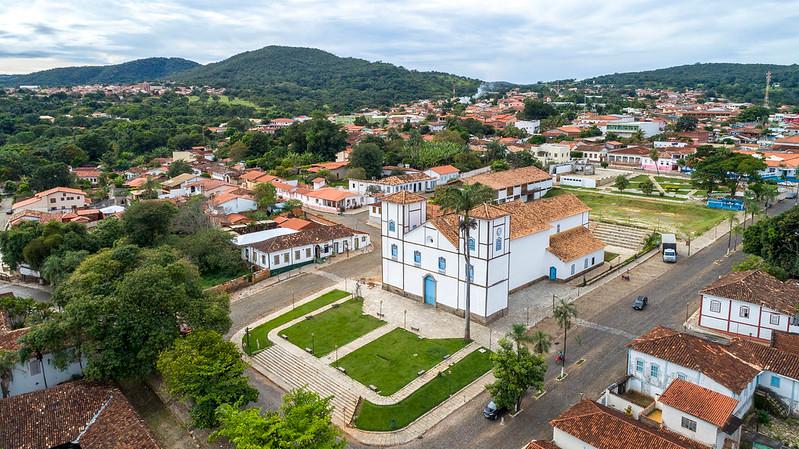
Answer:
[11, 187, 88, 213]
[462, 166, 553, 204]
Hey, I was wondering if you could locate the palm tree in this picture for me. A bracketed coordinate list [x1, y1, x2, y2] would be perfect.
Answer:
[649, 148, 661, 177]
[507, 323, 534, 352]
[553, 299, 577, 377]
[529, 331, 552, 355]
[437, 183, 495, 341]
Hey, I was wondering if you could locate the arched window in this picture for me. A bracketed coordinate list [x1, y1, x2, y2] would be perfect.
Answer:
[388, 220, 396, 232]
[468, 237, 475, 251]
[438, 257, 446, 271]
[495, 237, 502, 251]
[391, 244, 398, 258]
[413, 251, 421, 264]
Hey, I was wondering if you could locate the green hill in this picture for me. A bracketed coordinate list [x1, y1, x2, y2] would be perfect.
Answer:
[0, 57, 200, 87]
[173, 46, 481, 113]
[585, 63, 799, 105]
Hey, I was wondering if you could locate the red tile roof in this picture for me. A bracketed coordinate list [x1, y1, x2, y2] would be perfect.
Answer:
[548, 226, 605, 262]
[382, 190, 426, 204]
[699, 270, 799, 316]
[429, 165, 460, 175]
[463, 166, 550, 190]
[0, 380, 161, 449]
[658, 379, 738, 427]
[550, 400, 707, 449]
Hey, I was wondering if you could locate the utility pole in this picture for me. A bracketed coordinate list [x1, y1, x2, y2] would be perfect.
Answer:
[764, 71, 772, 108]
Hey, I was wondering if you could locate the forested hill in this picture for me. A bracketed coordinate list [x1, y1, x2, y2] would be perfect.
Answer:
[172, 46, 481, 113]
[584, 63, 799, 105]
[0, 57, 200, 87]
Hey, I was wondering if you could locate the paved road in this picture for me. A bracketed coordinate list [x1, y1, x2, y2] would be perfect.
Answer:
[0, 282, 52, 302]
[388, 199, 795, 449]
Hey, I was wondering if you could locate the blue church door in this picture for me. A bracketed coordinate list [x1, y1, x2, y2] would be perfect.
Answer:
[423, 275, 436, 305]
[549, 266, 557, 280]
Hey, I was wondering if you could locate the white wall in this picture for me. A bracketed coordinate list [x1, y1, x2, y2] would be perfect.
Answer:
[660, 403, 719, 447]
[700, 294, 795, 341]
[7, 353, 85, 397]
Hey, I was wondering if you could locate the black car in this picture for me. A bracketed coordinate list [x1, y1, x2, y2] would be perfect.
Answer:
[483, 400, 505, 420]
[632, 296, 648, 310]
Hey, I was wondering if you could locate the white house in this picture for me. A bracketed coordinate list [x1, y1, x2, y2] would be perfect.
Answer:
[208, 192, 258, 215]
[11, 187, 88, 213]
[515, 120, 541, 135]
[0, 314, 85, 398]
[424, 165, 460, 186]
[462, 166, 553, 204]
[699, 270, 799, 342]
[531, 143, 573, 164]
[242, 224, 370, 272]
[380, 190, 604, 323]
[349, 172, 435, 196]
[604, 120, 665, 138]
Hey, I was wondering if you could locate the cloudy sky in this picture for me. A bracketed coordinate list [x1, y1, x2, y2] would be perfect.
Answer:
[1, 0, 797, 82]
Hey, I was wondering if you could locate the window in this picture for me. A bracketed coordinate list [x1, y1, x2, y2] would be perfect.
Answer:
[591, 256, 595, 265]
[273, 255, 280, 265]
[584, 259, 589, 269]
[650, 364, 659, 378]
[388, 220, 396, 232]
[438, 257, 446, 271]
[570, 264, 576, 275]
[261, 255, 265, 265]
[295, 250, 301, 259]
[556, 224, 561, 233]
[709, 300, 721, 313]
[635, 359, 644, 373]
[468, 238, 475, 251]
[391, 244, 398, 258]
[495, 237, 502, 251]
[740, 306, 750, 318]
[29, 359, 41, 376]
[466, 264, 474, 281]
[677, 372, 687, 381]
[771, 375, 781, 388]
[681, 417, 697, 432]
[306, 248, 312, 258]
[413, 251, 421, 264]
[283, 253, 289, 263]
[770, 314, 781, 325]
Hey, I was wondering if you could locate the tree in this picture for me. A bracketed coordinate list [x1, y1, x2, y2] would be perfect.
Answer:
[737, 105, 770, 123]
[436, 183, 495, 340]
[506, 323, 533, 352]
[30, 162, 73, 192]
[211, 387, 345, 449]
[520, 100, 556, 120]
[733, 255, 788, 281]
[685, 147, 766, 196]
[157, 330, 258, 428]
[346, 167, 367, 180]
[674, 116, 698, 132]
[349, 143, 383, 179]
[228, 141, 249, 162]
[614, 175, 630, 192]
[639, 178, 655, 195]
[171, 196, 212, 236]
[485, 338, 546, 413]
[529, 331, 552, 355]
[0, 350, 17, 398]
[40, 250, 90, 287]
[649, 149, 661, 177]
[122, 200, 178, 246]
[743, 206, 799, 278]
[579, 126, 601, 138]
[51, 245, 231, 380]
[167, 160, 193, 178]
[174, 229, 244, 278]
[253, 182, 277, 210]
[553, 299, 577, 377]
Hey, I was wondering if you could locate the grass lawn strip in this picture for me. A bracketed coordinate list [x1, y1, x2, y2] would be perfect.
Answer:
[280, 297, 385, 357]
[242, 289, 350, 355]
[354, 349, 492, 431]
[551, 188, 732, 235]
[336, 328, 468, 396]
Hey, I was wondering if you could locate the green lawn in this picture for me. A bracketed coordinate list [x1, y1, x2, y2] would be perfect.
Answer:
[353, 350, 492, 431]
[242, 289, 350, 355]
[199, 268, 248, 289]
[616, 191, 688, 201]
[550, 188, 733, 235]
[281, 298, 385, 357]
[336, 328, 468, 396]
[604, 251, 620, 262]
[654, 176, 692, 185]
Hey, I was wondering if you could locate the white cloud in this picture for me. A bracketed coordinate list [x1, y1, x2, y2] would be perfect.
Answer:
[0, 0, 797, 81]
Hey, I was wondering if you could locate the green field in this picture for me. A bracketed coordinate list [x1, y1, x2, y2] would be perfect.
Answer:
[550, 188, 733, 235]
[353, 350, 492, 431]
[336, 328, 468, 396]
[242, 289, 350, 355]
[188, 95, 260, 110]
[281, 297, 385, 357]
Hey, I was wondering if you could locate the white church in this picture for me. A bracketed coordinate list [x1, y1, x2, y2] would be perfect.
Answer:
[380, 190, 605, 323]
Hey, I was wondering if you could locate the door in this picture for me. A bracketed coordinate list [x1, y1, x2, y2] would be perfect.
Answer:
[549, 266, 557, 280]
[423, 275, 436, 305]
[354, 238, 360, 250]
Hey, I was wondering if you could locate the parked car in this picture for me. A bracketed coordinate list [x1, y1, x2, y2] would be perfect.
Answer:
[4, 209, 12, 215]
[483, 400, 505, 420]
[632, 296, 648, 311]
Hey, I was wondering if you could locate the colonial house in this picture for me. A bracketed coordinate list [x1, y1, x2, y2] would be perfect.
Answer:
[208, 192, 258, 215]
[604, 120, 665, 138]
[307, 161, 350, 179]
[606, 146, 651, 167]
[699, 270, 799, 341]
[424, 165, 461, 186]
[11, 187, 88, 213]
[0, 303, 85, 399]
[242, 224, 370, 273]
[381, 191, 603, 323]
[0, 380, 162, 449]
[239, 169, 279, 190]
[532, 143, 574, 164]
[272, 179, 365, 213]
[349, 172, 436, 196]
[462, 166, 553, 204]
[72, 166, 101, 185]
[528, 399, 710, 449]
[160, 173, 203, 197]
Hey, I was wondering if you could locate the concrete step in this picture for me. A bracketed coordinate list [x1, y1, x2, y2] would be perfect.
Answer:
[589, 221, 650, 250]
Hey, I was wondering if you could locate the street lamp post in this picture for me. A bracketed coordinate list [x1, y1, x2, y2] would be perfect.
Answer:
[245, 327, 251, 353]
[312, 333, 315, 356]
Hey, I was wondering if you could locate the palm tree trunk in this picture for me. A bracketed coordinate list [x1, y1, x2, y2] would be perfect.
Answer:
[464, 222, 472, 342]
[561, 327, 567, 377]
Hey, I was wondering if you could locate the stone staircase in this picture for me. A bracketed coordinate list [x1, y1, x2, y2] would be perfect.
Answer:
[756, 386, 790, 419]
[589, 221, 651, 251]
[252, 344, 359, 424]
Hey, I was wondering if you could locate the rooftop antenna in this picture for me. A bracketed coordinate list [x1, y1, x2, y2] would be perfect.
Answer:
[764, 71, 772, 108]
